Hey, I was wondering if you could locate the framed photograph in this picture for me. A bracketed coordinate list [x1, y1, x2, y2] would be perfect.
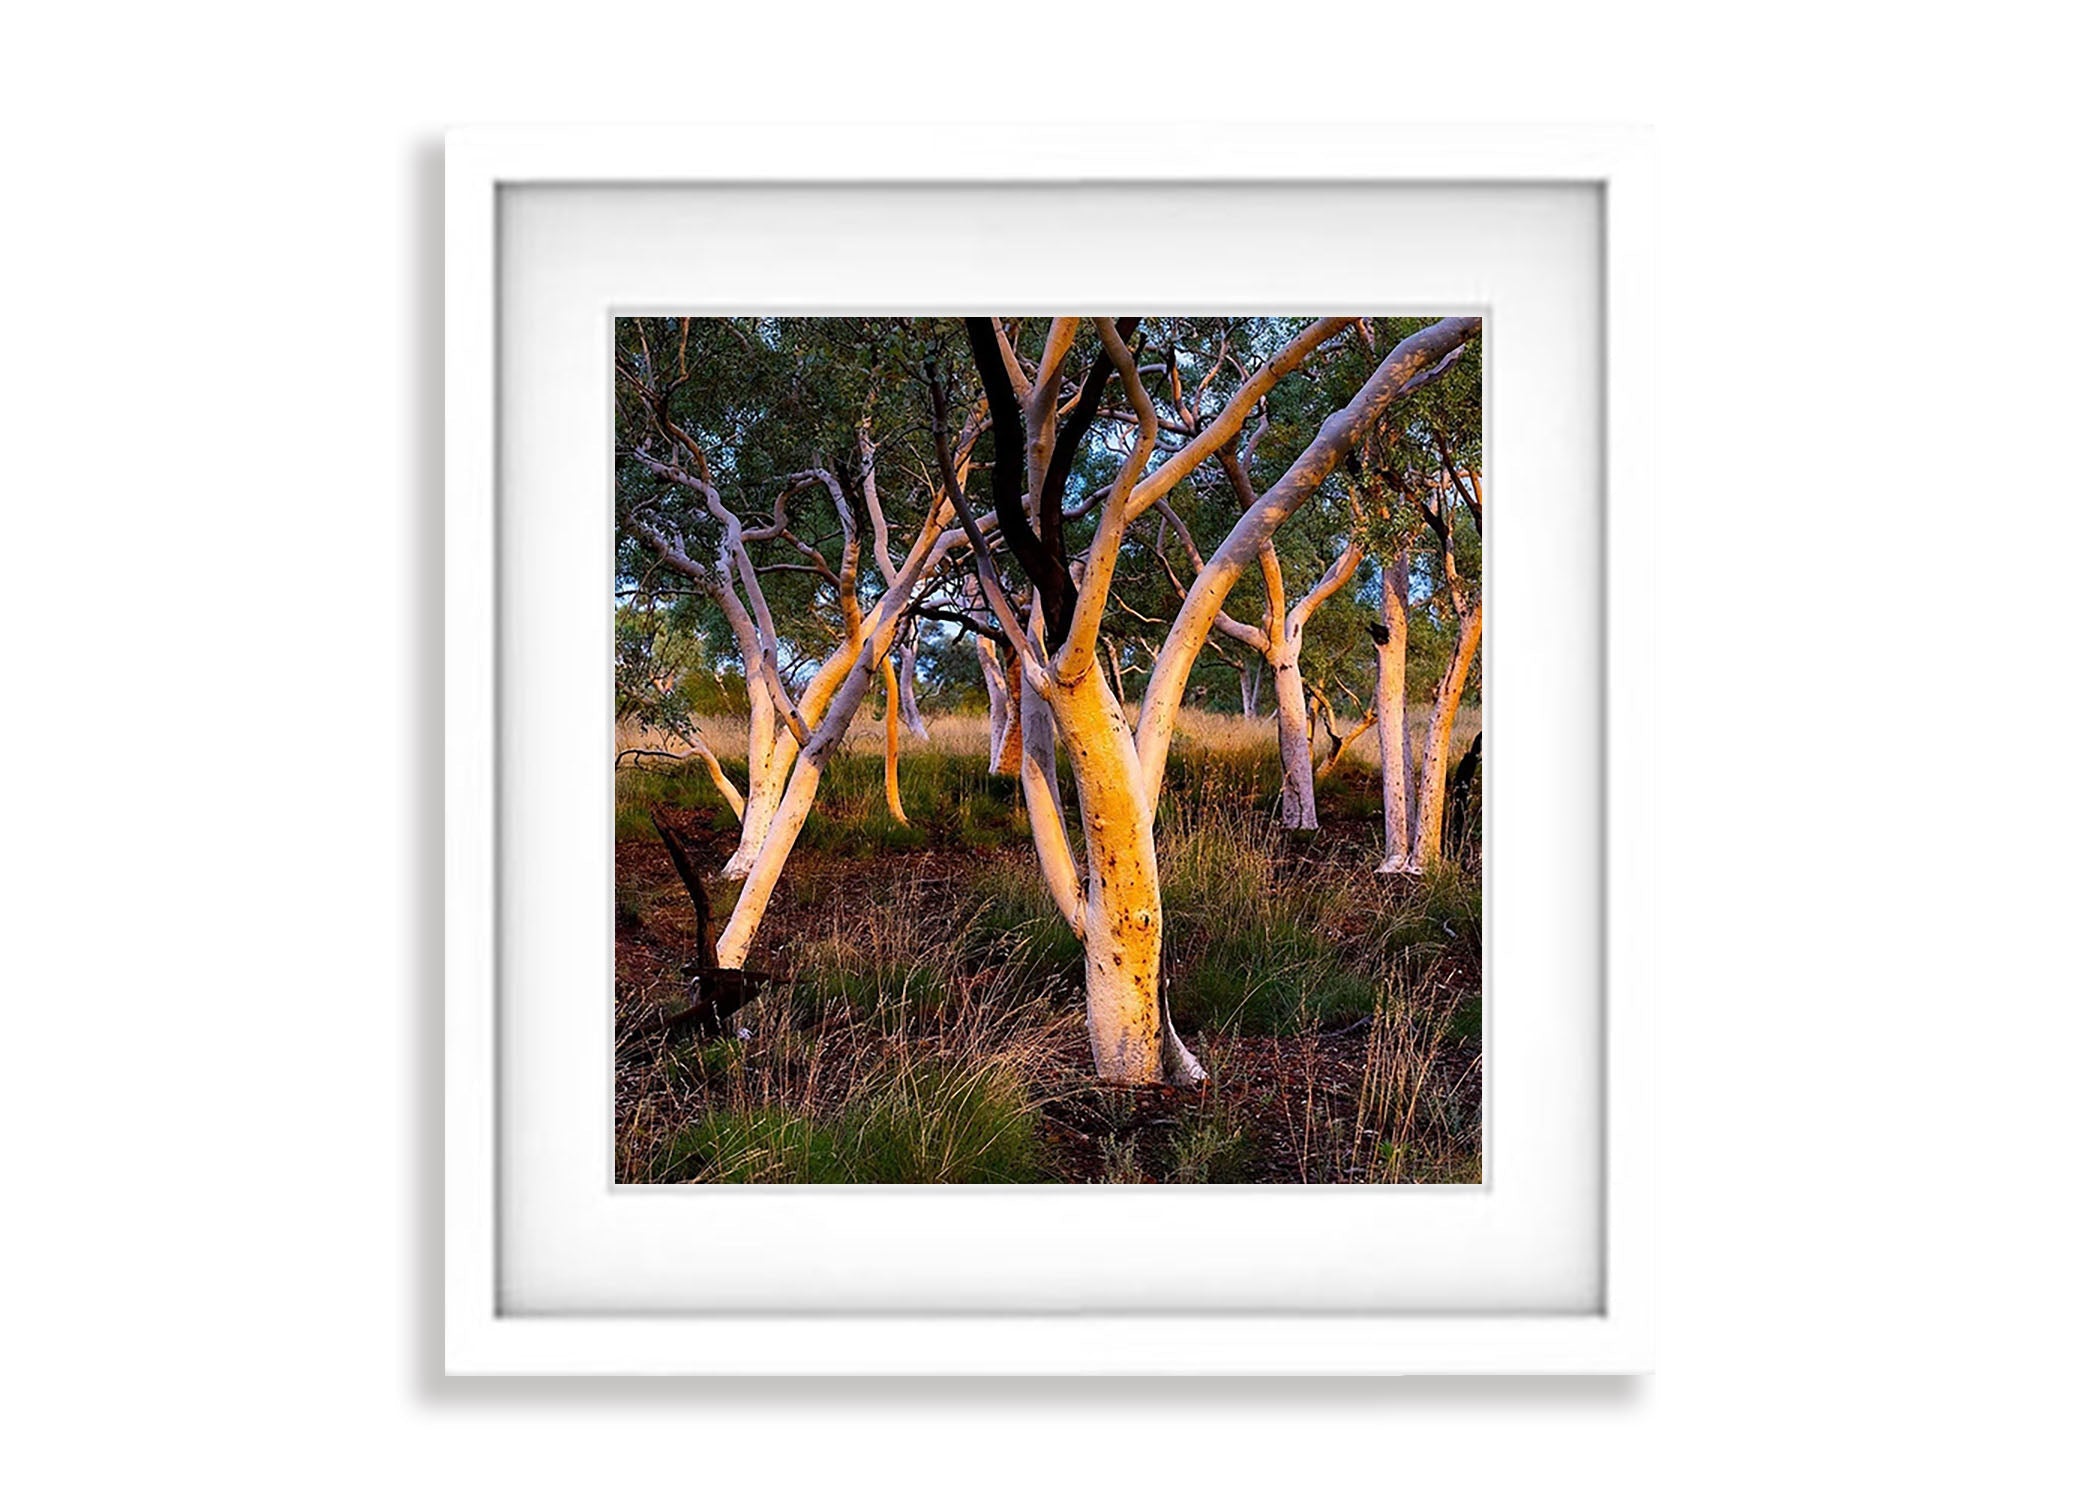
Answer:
[446, 125, 1652, 1375]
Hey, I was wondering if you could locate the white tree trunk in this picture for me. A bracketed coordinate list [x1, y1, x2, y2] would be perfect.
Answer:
[1135, 321, 1476, 813]
[722, 638, 788, 877]
[1237, 658, 1261, 718]
[1270, 640, 1319, 831]
[1374, 562, 1416, 874]
[723, 733, 790, 879]
[712, 528, 965, 966]
[1404, 603, 1482, 875]
[1019, 670, 1063, 819]
[897, 628, 930, 740]
[1269, 541, 1360, 832]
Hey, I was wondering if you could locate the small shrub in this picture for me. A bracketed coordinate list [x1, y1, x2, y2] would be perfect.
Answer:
[1098, 1134, 1146, 1184]
[1166, 1119, 1257, 1183]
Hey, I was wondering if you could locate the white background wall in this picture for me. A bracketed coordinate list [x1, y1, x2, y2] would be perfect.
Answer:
[2, 4, 2093, 1495]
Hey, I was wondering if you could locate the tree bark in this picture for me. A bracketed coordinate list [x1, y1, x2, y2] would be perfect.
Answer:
[1237, 657, 1261, 718]
[881, 654, 909, 825]
[1374, 561, 1416, 874]
[1273, 647, 1318, 829]
[1037, 657, 1204, 1084]
[713, 527, 964, 967]
[977, 635, 1023, 775]
[1266, 542, 1361, 831]
[896, 625, 930, 741]
[1019, 666, 1062, 818]
[723, 632, 787, 878]
[1404, 602, 1483, 875]
[939, 318, 1474, 1084]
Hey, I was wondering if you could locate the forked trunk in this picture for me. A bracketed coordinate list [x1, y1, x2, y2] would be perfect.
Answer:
[1405, 603, 1483, 875]
[714, 647, 885, 967]
[724, 745, 788, 879]
[713, 529, 965, 966]
[1374, 564, 1415, 874]
[1271, 641, 1319, 831]
[896, 632, 930, 740]
[1237, 658, 1262, 718]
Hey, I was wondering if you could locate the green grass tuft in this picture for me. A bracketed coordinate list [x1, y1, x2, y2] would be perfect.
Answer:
[784, 937, 949, 1025]
[1173, 915, 1380, 1035]
[658, 1058, 1044, 1184]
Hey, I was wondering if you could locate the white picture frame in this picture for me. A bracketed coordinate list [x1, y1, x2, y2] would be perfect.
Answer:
[446, 124, 1653, 1376]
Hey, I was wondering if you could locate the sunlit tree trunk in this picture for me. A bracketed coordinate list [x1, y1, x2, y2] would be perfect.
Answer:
[1135, 320, 1478, 818]
[1374, 561, 1416, 874]
[1194, 442, 1363, 832]
[1069, 317, 1472, 1077]
[1404, 602, 1482, 875]
[728, 728, 792, 879]
[687, 315, 1477, 1090]
[1041, 658, 1203, 1083]
[714, 533, 962, 967]
[881, 653, 909, 825]
[708, 579, 793, 879]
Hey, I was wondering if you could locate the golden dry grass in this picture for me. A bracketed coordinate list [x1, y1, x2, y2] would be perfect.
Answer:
[618, 704, 1482, 774]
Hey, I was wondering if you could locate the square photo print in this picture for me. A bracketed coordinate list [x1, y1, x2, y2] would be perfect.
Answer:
[613, 316, 1482, 1184]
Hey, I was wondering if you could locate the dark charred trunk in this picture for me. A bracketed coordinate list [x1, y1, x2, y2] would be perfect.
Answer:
[633, 811, 770, 1047]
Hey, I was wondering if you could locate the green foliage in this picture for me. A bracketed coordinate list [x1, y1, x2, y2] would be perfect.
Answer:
[613, 316, 1483, 751]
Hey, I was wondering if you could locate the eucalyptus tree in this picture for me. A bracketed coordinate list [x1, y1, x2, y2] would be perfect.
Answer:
[618, 314, 1477, 1085]
[616, 317, 970, 876]
[1399, 466, 1483, 872]
[1343, 339, 1484, 874]
[936, 315, 1479, 1082]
